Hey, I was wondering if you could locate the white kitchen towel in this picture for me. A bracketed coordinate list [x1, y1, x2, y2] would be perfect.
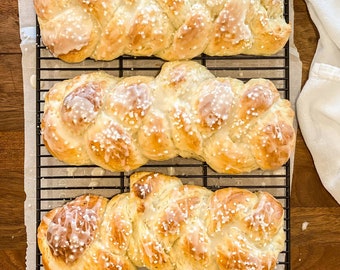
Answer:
[306, 0, 340, 68]
[297, 0, 340, 204]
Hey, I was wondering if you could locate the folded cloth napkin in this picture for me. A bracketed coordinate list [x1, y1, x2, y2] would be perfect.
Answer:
[297, 0, 340, 204]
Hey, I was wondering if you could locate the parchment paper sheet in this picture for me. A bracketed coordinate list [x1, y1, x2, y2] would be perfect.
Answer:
[19, 0, 302, 269]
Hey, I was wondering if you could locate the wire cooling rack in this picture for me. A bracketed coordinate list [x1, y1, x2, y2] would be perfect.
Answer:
[34, 4, 291, 269]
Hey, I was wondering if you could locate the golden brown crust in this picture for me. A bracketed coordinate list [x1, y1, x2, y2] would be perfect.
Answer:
[137, 109, 178, 161]
[85, 114, 148, 172]
[34, 0, 291, 62]
[41, 61, 295, 173]
[37, 194, 115, 270]
[38, 171, 286, 270]
[41, 72, 119, 165]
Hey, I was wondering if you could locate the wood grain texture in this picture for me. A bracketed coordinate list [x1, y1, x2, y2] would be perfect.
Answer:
[0, 131, 25, 250]
[0, 0, 26, 268]
[0, 54, 24, 131]
[292, 0, 319, 86]
[0, 250, 26, 270]
[0, 0, 339, 269]
[0, 1, 21, 54]
[291, 207, 340, 269]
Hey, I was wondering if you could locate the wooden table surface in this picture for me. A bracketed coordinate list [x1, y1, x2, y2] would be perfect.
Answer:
[0, 0, 339, 269]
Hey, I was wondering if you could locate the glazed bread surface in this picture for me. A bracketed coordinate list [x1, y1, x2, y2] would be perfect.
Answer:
[41, 61, 295, 174]
[38, 171, 286, 270]
[34, 0, 291, 62]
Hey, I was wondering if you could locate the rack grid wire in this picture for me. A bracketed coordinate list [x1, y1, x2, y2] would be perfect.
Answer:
[35, 3, 291, 269]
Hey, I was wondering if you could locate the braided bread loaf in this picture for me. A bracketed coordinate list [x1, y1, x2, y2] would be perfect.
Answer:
[41, 61, 295, 173]
[34, 0, 291, 63]
[38, 171, 286, 270]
